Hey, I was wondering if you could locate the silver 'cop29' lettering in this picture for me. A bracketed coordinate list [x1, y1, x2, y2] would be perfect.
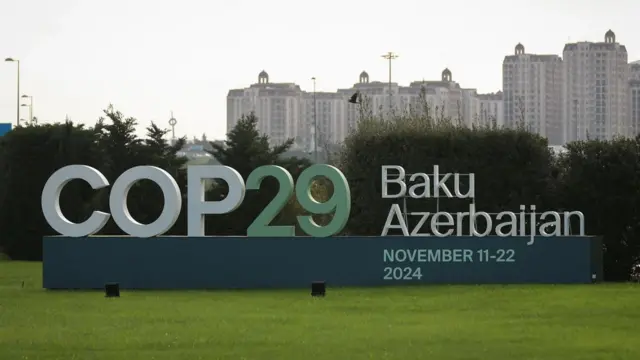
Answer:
[41, 164, 351, 238]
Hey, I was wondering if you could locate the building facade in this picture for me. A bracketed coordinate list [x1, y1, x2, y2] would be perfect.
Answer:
[503, 43, 564, 145]
[630, 61, 640, 136]
[227, 71, 303, 147]
[562, 30, 630, 142]
[227, 70, 503, 149]
[476, 92, 504, 128]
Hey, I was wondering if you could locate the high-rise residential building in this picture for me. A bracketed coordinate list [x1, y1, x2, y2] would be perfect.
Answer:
[300, 91, 346, 152]
[562, 30, 630, 142]
[336, 71, 398, 131]
[476, 92, 504, 128]
[631, 61, 640, 80]
[404, 69, 466, 121]
[228, 71, 352, 151]
[630, 61, 640, 136]
[227, 71, 304, 147]
[503, 43, 564, 145]
[356, 68, 492, 127]
[227, 70, 503, 149]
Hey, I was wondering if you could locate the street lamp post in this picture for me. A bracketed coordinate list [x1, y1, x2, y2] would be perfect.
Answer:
[169, 112, 177, 145]
[381, 52, 398, 117]
[21, 95, 33, 123]
[4, 58, 20, 126]
[311, 77, 318, 163]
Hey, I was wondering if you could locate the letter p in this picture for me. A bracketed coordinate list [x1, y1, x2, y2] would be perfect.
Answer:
[187, 166, 245, 236]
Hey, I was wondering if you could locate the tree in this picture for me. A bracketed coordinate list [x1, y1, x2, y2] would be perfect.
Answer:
[557, 138, 640, 280]
[135, 122, 188, 233]
[205, 112, 312, 235]
[0, 106, 189, 259]
[0, 122, 101, 259]
[93, 107, 188, 234]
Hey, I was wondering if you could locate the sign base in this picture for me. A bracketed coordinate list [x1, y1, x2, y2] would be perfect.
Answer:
[42, 236, 602, 289]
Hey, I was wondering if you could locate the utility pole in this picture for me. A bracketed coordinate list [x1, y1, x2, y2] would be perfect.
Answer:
[4, 58, 20, 126]
[381, 52, 398, 116]
[312, 77, 318, 163]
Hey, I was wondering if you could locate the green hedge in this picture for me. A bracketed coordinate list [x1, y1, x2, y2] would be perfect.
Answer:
[340, 118, 556, 236]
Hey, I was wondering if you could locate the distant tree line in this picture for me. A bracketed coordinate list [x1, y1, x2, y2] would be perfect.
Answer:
[1, 102, 639, 281]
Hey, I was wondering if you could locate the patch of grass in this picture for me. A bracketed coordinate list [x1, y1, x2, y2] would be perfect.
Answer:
[1, 261, 639, 359]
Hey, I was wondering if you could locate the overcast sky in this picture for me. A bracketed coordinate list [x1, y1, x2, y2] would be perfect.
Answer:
[1, 0, 638, 140]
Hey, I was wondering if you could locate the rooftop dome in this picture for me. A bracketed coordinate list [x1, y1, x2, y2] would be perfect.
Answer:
[605, 30, 616, 43]
[359, 71, 369, 84]
[258, 70, 269, 84]
[442, 68, 452, 82]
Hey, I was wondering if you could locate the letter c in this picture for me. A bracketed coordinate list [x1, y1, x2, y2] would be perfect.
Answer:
[41, 165, 111, 237]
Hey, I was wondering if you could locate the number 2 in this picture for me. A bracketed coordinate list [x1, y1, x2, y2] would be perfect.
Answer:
[246, 166, 295, 237]
[496, 249, 515, 262]
[246, 164, 351, 237]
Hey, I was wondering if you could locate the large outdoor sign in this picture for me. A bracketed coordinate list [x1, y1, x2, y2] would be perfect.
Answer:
[41, 164, 599, 289]
[41, 164, 350, 238]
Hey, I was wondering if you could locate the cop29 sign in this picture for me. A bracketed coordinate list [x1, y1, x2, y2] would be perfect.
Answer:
[41, 164, 351, 238]
[41, 164, 601, 289]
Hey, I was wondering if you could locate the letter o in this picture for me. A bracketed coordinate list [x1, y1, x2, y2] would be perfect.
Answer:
[41, 165, 111, 237]
[109, 166, 182, 237]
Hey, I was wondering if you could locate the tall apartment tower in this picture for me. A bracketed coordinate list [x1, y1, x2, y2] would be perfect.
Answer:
[227, 71, 303, 146]
[562, 30, 629, 142]
[502, 43, 564, 145]
[629, 61, 640, 136]
[337, 71, 401, 128]
[476, 92, 504, 128]
[227, 71, 348, 151]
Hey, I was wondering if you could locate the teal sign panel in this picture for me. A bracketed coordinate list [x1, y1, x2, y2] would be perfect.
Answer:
[42, 236, 603, 289]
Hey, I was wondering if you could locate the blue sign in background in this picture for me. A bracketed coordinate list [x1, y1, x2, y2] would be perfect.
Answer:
[0, 123, 11, 136]
[42, 236, 602, 289]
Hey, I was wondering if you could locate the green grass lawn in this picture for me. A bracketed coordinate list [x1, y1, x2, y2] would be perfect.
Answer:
[1, 261, 639, 360]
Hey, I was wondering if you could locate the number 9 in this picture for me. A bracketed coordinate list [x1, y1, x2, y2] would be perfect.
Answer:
[295, 164, 351, 237]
